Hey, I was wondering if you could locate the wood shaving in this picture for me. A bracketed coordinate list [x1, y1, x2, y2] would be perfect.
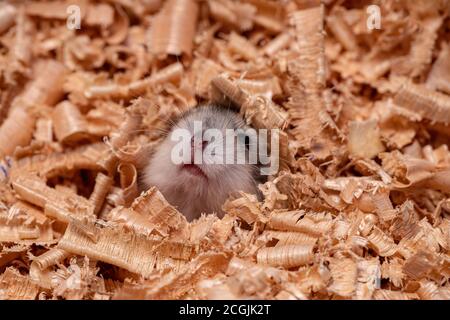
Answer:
[0, 267, 40, 300]
[348, 120, 385, 159]
[394, 80, 450, 125]
[427, 43, 450, 94]
[0, 108, 35, 158]
[89, 173, 113, 215]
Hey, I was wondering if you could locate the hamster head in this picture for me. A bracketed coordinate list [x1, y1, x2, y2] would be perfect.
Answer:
[142, 105, 261, 221]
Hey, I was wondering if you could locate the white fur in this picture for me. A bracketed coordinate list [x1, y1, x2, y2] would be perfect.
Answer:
[142, 106, 259, 221]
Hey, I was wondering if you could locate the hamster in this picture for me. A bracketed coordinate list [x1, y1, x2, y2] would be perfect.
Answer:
[142, 104, 264, 221]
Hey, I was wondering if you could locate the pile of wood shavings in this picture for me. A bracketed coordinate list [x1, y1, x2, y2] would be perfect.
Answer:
[0, 0, 449, 300]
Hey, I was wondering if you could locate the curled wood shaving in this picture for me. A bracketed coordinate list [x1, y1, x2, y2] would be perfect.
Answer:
[367, 227, 398, 257]
[393, 16, 443, 78]
[25, 0, 88, 20]
[403, 250, 439, 280]
[197, 277, 240, 300]
[274, 171, 342, 212]
[53, 101, 89, 144]
[257, 244, 314, 268]
[131, 187, 188, 238]
[118, 163, 139, 207]
[381, 150, 450, 193]
[208, 0, 256, 32]
[34, 117, 53, 143]
[379, 113, 416, 149]
[222, 192, 266, 225]
[0, 249, 22, 269]
[0, 108, 35, 158]
[58, 220, 195, 278]
[89, 173, 113, 215]
[85, 3, 114, 28]
[382, 153, 430, 185]
[32, 248, 70, 271]
[264, 230, 317, 247]
[252, 15, 283, 35]
[0, 203, 54, 243]
[268, 211, 333, 237]
[0, 3, 16, 34]
[198, 257, 293, 299]
[228, 32, 260, 61]
[191, 58, 224, 98]
[29, 248, 71, 289]
[394, 81, 450, 125]
[10, 143, 108, 180]
[115, 252, 230, 299]
[108, 207, 157, 236]
[208, 214, 236, 244]
[348, 120, 385, 159]
[262, 32, 292, 56]
[12, 175, 95, 223]
[286, 5, 339, 160]
[109, 101, 144, 150]
[85, 62, 183, 99]
[11, 201, 49, 226]
[48, 258, 96, 299]
[328, 258, 357, 298]
[373, 290, 419, 300]
[381, 258, 405, 288]
[104, 5, 129, 45]
[323, 177, 383, 203]
[115, 142, 154, 168]
[188, 214, 218, 242]
[0, 0, 449, 300]
[426, 43, 450, 94]
[355, 258, 381, 300]
[326, 11, 359, 52]
[235, 77, 282, 99]
[12, 7, 33, 68]
[13, 60, 67, 108]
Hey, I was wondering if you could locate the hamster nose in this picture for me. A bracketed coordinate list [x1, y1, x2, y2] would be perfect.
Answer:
[190, 136, 208, 163]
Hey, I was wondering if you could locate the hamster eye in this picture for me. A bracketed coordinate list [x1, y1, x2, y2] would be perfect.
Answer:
[244, 136, 250, 149]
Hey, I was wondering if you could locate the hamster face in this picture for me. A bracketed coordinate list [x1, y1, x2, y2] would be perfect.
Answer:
[142, 105, 261, 221]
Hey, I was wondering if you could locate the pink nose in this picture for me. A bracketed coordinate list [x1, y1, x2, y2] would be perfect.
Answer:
[190, 136, 208, 163]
